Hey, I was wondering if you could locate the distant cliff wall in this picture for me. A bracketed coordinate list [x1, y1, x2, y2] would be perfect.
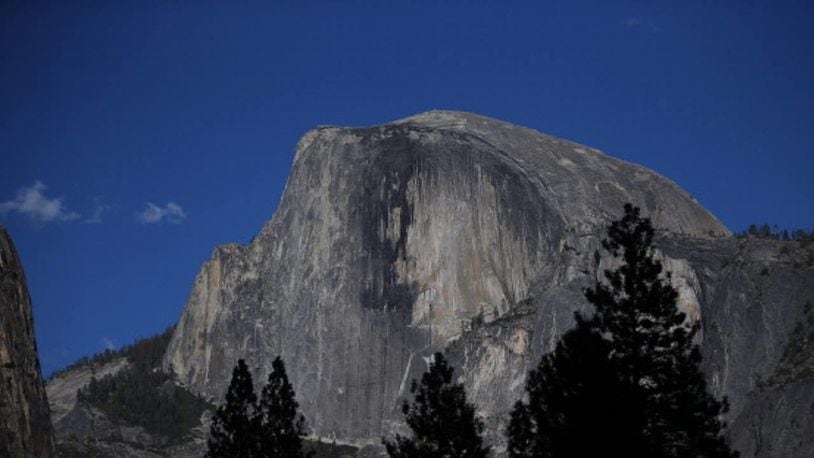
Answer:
[0, 226, 56, 457]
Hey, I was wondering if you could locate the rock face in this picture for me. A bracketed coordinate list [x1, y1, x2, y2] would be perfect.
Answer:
[47, 358, 130, 435]
[46, 344, 211, 457]
[45, 358, 166, 458]
[0, 225, 56, 458]
[164, 111, 814, 455]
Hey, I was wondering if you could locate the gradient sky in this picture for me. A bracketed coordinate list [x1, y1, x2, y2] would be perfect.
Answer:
[1, 1, 812, 376]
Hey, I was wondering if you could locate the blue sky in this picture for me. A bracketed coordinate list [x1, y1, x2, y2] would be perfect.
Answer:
[1, 1, 812, 375]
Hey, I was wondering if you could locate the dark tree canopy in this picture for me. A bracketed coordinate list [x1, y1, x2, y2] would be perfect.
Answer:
[255, 356, 309, 458]
[384, 352, 489, 458]
[506, 317, 646, 457]
[735, 223, 814, 241]
[508, 204, 738, 458]
[207, 357, 311, 458]
[207, 359, 259, 457]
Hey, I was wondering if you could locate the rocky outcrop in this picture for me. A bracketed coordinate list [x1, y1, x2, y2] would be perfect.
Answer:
[47, 358, 129, 431]
[45, 358, 160, 457]
[46, 349, 210, 457]
[656, 236, 814, 437]
[163, 111, 814, 455]
[0, 225, 56, 457]
[705, 240, 814, 458]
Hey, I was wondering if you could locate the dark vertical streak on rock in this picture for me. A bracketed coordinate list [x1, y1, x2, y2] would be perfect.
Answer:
[358, 127, 419, 313]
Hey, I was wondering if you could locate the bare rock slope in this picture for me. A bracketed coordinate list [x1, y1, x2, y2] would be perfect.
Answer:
[164, 111, 814, 455]
[0, 226, 56, 458]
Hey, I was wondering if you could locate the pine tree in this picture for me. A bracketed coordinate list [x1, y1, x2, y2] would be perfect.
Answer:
[507, 317, 646, 457]
[508, 204, 738, 458]
[585, 204, 735, 457]
[384, 352, 489, 458]
[206, 359, 259, 457]
[255, 356, 309, 457]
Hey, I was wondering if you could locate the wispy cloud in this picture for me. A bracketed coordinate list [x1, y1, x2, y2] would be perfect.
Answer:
[101, 337, 116, 351]
[84, 197, 111, 224]
[135, 201, 186, 224]
[622, 17, 660, 34]
[0, 181, 80, 225]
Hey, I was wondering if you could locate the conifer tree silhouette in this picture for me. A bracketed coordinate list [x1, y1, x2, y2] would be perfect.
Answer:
[207, 357, 311, 457]
[507, 317, 644, 457]
[206, 359, 259, 457]
[384, 352, 489, 458]
[255, 356, 310, 457]
[508, 204, 738, 458]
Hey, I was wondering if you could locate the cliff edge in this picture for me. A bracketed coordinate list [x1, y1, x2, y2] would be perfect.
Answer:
[0, 226, 56, 457]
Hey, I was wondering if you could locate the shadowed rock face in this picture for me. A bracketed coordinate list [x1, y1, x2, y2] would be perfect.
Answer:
[0, 226, 56, 458]
[163, 111, 813, 455]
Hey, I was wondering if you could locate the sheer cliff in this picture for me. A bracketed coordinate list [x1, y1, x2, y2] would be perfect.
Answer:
[163, 111, 813, 455]
[0, 226, 56, 458]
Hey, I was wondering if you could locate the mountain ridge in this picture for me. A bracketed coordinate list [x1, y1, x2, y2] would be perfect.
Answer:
[36, 112, 812, 456]
[163, 111, 796, 457]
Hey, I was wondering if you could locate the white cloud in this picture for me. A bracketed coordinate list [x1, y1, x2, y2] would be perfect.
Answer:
[101, 337, 116, 351]
[622, 17, 660, 34]
[84, 197, 111, 224]
[0, 181, 80, 224]
[135, 201, 186, 224]
[623, 17, 641, 27]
